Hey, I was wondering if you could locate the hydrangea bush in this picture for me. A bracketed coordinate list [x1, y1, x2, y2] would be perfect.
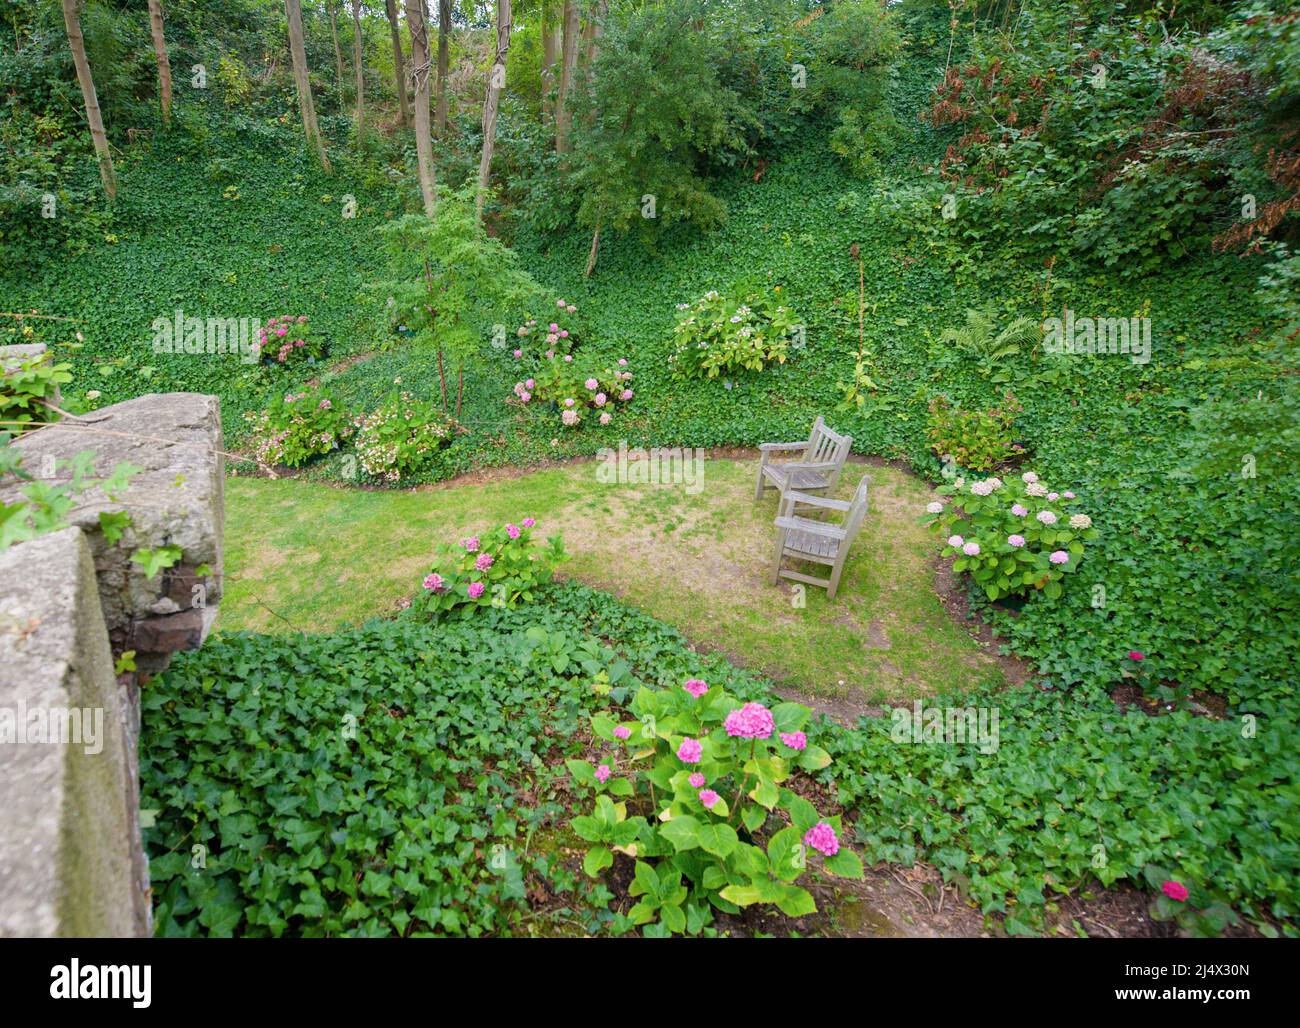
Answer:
[512, 355, 634, 428]
[923, 470, 1100, 601]
[668, 285, 800, 380]
[242, 387, 353, 467]
[352, 391, 456, 482]
[512, 297, 585, 359]
[570, 678, 863, 935]
[418, 518, 568, 615]
[254, 314, 327, 366]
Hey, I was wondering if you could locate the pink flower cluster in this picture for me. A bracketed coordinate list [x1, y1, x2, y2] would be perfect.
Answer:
[803, 821, 839, 857]
[779, 731, 807, 751]
[724, 702, 774, 740]
[257, 314, 312, 364]
[683, 678, 709, 698]
[677, 738, 703, 764]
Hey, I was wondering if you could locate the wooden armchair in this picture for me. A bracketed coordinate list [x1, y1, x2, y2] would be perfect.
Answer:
[755, 416, 853, 505]
[771, 474, 871, 601]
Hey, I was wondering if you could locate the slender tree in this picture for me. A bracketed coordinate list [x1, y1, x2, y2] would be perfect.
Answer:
[540, 0, 558, 119]
[405, 0, 437, 215]
[285, 0, 331, 170]
[475, 0, 510, 220]
[554, 0, 578, 153]
[385, 0, 411, 127]
[351, 0, 366, 143]
[61, 0, 117, 199]
[435, 0, 451, 135]
[328, 0, 347, 105]
[146, 0, 173, 126]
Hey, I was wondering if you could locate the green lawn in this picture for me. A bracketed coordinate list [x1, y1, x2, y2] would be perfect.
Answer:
[220, 456, 1005, 703]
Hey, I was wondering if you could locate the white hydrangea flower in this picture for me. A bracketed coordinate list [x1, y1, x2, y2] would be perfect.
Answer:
[1036, 510, 1058, 525]
[1069, 513, 1092, 529]
[1022, 471, 1039, 484]
[953, 476, 966, 489]
[986, 477, 1003, 490]
[926, 501, 944, 514]
[970, 480, 994, 496]
[1025, 482, 1048, 497]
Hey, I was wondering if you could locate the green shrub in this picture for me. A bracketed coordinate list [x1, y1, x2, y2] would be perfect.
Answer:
[418, 519, 567, 615]
[572, 678, 863, 935]
[0, 351, 72, 430]
[242, 388, 353, 468]
[668, 285, 800, 380]
[926, 393, 1023, 473]
[353, 391, 456, 482]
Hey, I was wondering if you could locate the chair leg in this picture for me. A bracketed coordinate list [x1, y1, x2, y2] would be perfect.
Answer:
[754, 463, 766, 501]
[771, 531, 787, 584]
[826, 552, 845, 601]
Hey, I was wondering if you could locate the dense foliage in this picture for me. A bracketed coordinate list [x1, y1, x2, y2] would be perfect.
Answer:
[9, 0, 1300, 937]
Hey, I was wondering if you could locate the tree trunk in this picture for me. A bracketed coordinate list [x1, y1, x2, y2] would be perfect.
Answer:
[385, 0, 410, 127]
[405, 0, 437, 216]
[475, 0, 510, 221]
[583, 1, 606, 66]
[351, 0, 365, 143]
[435, 0, 451, 136]
[62, 0, 117, 199]
[540, 0, 558, 119]
[554, 0, 578, 154]
[329, 1, 346, 104]
[146, 0, 172, 126]
[285, 0, 331, 171]
[585, 219, 601, 278]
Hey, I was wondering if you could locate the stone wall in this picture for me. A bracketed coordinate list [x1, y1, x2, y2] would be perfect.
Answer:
[0, 392, 224, 937]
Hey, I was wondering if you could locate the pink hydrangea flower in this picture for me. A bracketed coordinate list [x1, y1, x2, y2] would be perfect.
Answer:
[549, 322, 559, 332]
[525, 378, 535, 389]
[519, 391, 532, 403]
[522, 517, 536, 528]
[698, 789, 721, 810]
[1008, 534, 1026, 548]
[563, 354, 573, 363]
[506, 523, 521, 539]
[594, 392, 607, 406]
[613, 725, 631, 740]
[467, 582, 485, 599]
[1011, 504, 1029, 517]
[1162, 880, 1188, 902]
[564, 397, 575, 408]
[561, 409, 579, 426]
[780, 731, 807, 751]
[1063, 490, 1076, 499]
[585, 378, 599, 390]
[599, 412, 612, 425]
[620, 388, 633, 400]
[618, 358, 628, 366]
[688, 772, 706, 788]
[475, 552, 494, 572]
[1036, 510, 1058, 525]
[1047, 491, 1060, 501]
[962, 541, 981, 556]
[462, 536, 480, 553]
[560, 330, 569, 338]
[724, 702, 774, 740]
[947, 535, 964, 548]
[422, 573, 445, 592]
[595, 764, 612, 784]
[566, 305, 576, 314]
[803, 821, 839, 856]
[677, 738, 703, 763]
[1049, 550, 1069, 565]
[513, 349, 522, 358]
[683, 678, 708, 698]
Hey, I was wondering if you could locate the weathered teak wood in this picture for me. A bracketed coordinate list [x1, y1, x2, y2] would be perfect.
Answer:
[771, 474, 870, 600]
[754, 416, 853, 505]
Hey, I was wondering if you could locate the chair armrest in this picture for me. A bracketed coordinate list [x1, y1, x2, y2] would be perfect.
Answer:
[758, 441, 808, 452]
[782, 490, 851, 512]
[775, 516, 847, 540]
